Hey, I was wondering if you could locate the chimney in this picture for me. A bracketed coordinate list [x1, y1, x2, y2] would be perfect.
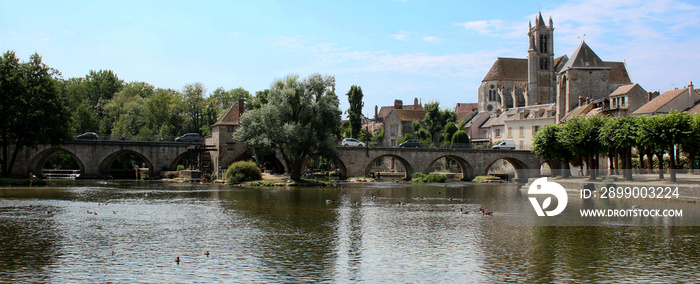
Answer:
[648, 92, 652, 102]
[374, 105, 378, 120]
[394, 99, 403, 109]
[689, 81, 695, 106]
[414, 98, 419, 109]
[238, 99, 245, 115]
[578, 96, 584, 107]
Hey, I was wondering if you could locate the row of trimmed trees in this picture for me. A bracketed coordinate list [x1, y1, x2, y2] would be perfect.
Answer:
[533, 111, 700, 182]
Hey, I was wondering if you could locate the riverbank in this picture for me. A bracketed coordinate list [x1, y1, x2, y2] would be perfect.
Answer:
[525, 173, 700, 201]
[0, 177, 47, 186]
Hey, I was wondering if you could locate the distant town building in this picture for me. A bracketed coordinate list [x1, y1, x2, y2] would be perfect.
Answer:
[632, 82, 700, 116]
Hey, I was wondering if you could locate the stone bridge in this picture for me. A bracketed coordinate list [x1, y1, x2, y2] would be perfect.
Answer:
[6, 140, 192, 178]
[335, 147, 543, 182]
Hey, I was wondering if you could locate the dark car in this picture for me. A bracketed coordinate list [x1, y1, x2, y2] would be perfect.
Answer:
[399, 139, 420, 148]
[76, 132, 98, 140]
[175, 133, 200, 143]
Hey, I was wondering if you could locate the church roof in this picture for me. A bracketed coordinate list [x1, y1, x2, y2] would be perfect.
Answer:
[558, 41, 608, 73]
[605, 62, 632, 85]
[482, 57, 528, 82]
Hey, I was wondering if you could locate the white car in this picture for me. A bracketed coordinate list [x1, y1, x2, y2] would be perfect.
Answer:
[492, 140, 515, 150]
[342, 138, 365, 147]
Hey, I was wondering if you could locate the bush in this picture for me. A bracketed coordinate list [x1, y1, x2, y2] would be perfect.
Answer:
[411, 172, 446, 183]
[177, 165, 185, 171]
[226, 160, 262, 184]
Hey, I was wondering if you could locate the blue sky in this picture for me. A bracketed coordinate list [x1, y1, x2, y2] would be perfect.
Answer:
[2, 0, 700, 118]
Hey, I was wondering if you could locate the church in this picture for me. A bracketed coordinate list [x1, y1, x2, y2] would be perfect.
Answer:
[476, 13, 632, 123]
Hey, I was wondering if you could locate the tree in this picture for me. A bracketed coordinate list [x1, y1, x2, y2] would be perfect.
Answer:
[636, 115, 668, 179]
[559, 115, 606, 180]
[346, 85, 364, 138]
[210, 87, 252, 117]
[182, 83, 206, 133]
[533, 124, 571, 177]
[233, 74, 341, 181]
[451, 130, 470, 145]
[443, 122, 458, 144]
[682, 114, 700, 174]
[0, 51, 71, 177]
[599, 116, 637, 181]
[422, 101, 456, 142]
[659, 111, 690, 182]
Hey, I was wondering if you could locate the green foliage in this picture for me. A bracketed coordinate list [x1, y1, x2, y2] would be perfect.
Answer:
[0, 51, 72, 177]
[422, 101, 457, 142]
[44, 151, 79, 169]
[411, 172, 447, 183]
[451, 130, 470, 145]
[371, 125, 385, 143]
[346, 85, 364, 138]
[533, 124, 569, 161]
[233, 74, 341, 181]
[225, 160, 262, 183]
[443, 122, 458, 143]
[177, 165, 185, 171]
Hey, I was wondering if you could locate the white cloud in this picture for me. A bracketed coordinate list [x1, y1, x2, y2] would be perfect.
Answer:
[391, 30, 408, 41]
[455, 19, 506, 35]
[422, 36, 442, 43]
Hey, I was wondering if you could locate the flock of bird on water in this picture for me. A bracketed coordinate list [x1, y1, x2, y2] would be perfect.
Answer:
[25, 192, 494, 265]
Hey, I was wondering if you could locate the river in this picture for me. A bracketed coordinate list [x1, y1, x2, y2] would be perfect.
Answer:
[1, 180, 699, 282]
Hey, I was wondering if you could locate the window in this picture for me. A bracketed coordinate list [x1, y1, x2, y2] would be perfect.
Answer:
[507, 127, 512, 138]
[621, 96, 626, 107]
[391, 139, 397, 147]
[519, 140, 524, 149]
[540, 58, 548, 70]
[539, 35, 548, 53]
[228, 125, 236, 133]
[519, 126, 524, 138]
[532, 126, 540, 135]
[390, 125, 397, 136]
[482, 130, 488, 138]
[496, 129, 502, 137]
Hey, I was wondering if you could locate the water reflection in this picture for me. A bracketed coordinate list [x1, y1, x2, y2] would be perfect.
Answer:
[0, 181, 698, 282]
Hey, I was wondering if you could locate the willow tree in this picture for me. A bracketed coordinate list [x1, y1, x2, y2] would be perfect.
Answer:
[233, 74, 341, 181]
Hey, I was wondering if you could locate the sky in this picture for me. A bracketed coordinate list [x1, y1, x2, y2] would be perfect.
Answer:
[2, 0, 700, 118]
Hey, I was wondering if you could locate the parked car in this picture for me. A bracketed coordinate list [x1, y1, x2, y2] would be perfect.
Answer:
[342, 138, 365, 147]
[399, 139, 420, 148]
[492, 140, 515, 150]
[76, 132, 98, 140]
[175, 133, 200, 143]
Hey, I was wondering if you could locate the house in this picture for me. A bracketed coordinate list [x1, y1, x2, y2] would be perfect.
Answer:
[382, 109, 427, 147]
[503, 104, 557, 150]
[603, 83, 648, 117]
[632, 82, 700, 116]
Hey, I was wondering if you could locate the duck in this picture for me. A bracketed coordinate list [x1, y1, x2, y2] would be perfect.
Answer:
[203, 251, 210, 257]
[174, 256, 180, 263]
[459, 208, 469, 215]
[400, 202, 406, 206]
[481, 210, 493, 216]
[448, 197, 453, 201]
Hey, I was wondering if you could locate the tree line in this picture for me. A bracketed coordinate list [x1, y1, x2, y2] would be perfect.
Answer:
[532, 111, 700, 182]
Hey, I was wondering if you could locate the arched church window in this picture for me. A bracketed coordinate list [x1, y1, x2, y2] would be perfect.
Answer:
[540, 58, 548, 70]
[539, 35, 548, 53]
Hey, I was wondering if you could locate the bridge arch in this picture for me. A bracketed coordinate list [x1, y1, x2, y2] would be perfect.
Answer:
[98, 149, 154, 178]
[364, 154, 414, 179]
[484, 156, 532, 182]
[27, 147, 85, 178]
[425, 155, 475, 181]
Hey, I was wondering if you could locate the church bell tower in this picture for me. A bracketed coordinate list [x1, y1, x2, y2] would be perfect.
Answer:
[527, 13, 555, 106]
